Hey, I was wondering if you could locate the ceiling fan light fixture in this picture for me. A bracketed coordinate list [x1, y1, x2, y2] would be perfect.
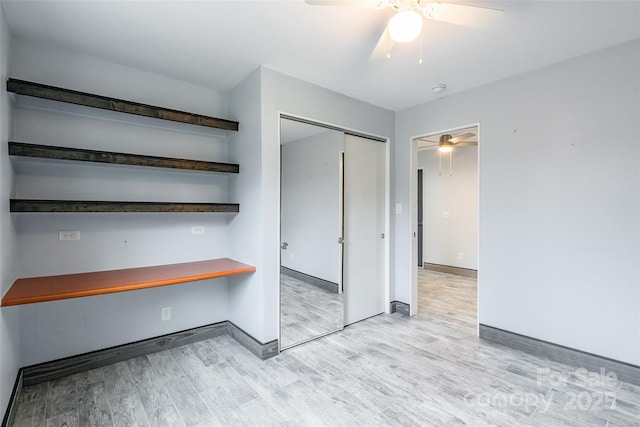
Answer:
[438, 143, 453, 153]
[438, 134, 453, 152]
[388, 10, 423, 43]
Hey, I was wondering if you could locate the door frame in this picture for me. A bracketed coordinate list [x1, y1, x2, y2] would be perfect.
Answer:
[417, 168, 423, 267]
[277, 112, 391, 352]
[409, 122, 480, 333]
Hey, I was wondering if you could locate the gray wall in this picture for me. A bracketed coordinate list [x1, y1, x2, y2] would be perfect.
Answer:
[0, 6, 20, 412]
[9, 38, 233, 365]
[396, 40, 640, 364]
[281, 130, 343, 283]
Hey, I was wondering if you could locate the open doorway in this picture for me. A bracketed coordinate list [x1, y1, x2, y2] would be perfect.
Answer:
[413, 125, 479, 329]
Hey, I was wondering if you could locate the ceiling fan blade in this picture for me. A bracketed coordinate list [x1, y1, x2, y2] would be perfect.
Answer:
[454, 141, 478, 146]
[449, 132, 476, 143]
[423, 2, 504, 29]
[369, 28, 394, 62]
[305, 0, 384, 7]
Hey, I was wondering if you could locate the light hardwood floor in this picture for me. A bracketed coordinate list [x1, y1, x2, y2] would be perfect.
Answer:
[10, 269, 640, 426]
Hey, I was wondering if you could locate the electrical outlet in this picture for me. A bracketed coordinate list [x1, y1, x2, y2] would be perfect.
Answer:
[458, 252, 464, 260]
[161, 306, 171, 321]
[59, 230, 80, 241]
[191, 226, 205, 234]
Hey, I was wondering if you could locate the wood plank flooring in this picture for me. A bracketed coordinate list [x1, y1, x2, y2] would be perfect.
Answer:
[10, 269, 640, 426]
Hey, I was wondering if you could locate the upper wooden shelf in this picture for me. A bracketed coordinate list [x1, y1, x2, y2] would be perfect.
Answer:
[1, 258, 256, 306]
[9, 142, 239, 174]
[10, 200, 239, 213]
[7, 78, 239, 132]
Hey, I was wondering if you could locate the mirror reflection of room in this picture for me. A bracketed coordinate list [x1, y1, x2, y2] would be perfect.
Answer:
[280, 118, 344, 350]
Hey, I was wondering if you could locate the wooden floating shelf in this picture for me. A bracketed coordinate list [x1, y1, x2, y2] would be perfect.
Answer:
[10, 200, 239, 213]
[1, 258, 256, 306]
[9, 142, 239, 174]
[7, 78, 239, 132]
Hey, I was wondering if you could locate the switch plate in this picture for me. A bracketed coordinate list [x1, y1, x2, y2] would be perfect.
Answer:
[442, 211, 450, 219]
[161, 307, 171, 321]
[395, 203, 402, 215]
[59, 230, 80, 241]
[191, 226, 205, 234]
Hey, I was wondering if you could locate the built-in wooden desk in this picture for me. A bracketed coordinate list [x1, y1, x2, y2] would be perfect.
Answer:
[1, 258, 255, 306]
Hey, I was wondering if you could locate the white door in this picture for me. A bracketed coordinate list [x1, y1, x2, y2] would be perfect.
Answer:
[343, 134, 386, 325]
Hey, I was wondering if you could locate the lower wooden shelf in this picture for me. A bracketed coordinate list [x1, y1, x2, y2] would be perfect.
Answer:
[1, 258, 256, 306]
[10, 199, 239, 213]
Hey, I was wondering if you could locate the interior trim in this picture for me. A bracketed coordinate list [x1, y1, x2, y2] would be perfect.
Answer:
[479, 324, 640, 386]
[1, 369, 22, 427]
[280, 114, 387, 143]
[390, 300, 410, 316]
[423, 263, 478, 278]
[20, 320, 276, 387]
[227, 322, 278, 360]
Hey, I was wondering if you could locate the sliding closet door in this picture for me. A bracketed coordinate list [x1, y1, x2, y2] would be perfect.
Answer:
[343, 134, 386, 325]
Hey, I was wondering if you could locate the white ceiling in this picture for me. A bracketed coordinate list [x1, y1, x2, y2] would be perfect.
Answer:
[2, 0, 639, 111]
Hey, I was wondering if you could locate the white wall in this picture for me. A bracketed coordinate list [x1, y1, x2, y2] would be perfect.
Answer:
[418, 147, 478, 270]
[396, 40, 640, 364]
[0, 5, 20, 414]
[281, 130, 343, 283]
[9, 38, 233, 364]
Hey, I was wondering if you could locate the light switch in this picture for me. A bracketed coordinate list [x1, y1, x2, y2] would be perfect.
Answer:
[442, 211, 450, 219]
[395, 203, 402, 215]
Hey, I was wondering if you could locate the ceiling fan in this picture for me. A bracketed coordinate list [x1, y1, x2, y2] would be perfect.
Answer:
[417, 132, 477, 152]
[305, 0, 504, 61]
[416, 131, 477, 175]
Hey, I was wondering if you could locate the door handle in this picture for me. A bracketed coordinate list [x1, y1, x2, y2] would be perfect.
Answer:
[281, 242, 288, 250]
[338, 237, 344, 245]
[381, 233, 385, 239]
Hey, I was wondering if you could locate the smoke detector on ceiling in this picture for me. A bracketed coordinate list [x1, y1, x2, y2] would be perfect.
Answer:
[432, 83, 447, 94]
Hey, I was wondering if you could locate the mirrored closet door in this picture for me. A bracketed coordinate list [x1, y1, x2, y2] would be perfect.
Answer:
[280, 118, 344, 350]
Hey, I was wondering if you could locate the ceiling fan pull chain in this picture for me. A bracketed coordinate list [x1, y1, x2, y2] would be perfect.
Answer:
[418, 34, 424, 65]
[439, 151, 442, 176]
[449, 151, 453, 176]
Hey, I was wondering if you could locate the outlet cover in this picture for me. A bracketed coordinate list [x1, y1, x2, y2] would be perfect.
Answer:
[161, 307, 171, 321]
[458, 252, 464, 260]
[59, 231, 80, 241]
[191, 226, 205, 234]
